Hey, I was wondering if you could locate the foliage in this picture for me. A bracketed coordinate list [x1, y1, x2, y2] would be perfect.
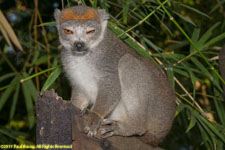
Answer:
[0, 0, 225, 149]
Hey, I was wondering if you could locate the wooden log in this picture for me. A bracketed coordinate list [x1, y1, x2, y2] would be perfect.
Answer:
[36, 90, 162, 150]
[36, 90, 77, 149]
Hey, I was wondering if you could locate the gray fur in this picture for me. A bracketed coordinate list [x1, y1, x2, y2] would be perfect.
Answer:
[56, 5, 176, 147]
[54, 8, 61, 23]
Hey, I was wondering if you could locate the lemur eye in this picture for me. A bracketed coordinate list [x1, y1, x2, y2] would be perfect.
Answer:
[86, 29, 95, 34]
[64, 29, 73, 34]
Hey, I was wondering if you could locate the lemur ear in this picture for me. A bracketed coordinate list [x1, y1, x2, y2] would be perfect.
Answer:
[54, 9, 61, 24]
[97, 9, 109, 21]
[97, 9, 109, 31]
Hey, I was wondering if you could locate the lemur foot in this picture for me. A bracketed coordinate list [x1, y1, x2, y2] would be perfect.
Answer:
[83, 112, 101, 137]
[98, 119, 120, 138]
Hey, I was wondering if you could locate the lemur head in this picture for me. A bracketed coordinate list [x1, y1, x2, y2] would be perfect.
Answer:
[54, 6, 109, 55]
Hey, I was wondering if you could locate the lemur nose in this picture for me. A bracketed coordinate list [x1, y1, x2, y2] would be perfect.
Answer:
[74, 42, 84, 51]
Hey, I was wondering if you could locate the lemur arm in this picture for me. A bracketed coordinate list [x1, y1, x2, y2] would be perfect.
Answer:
[92, 74, 121, 118]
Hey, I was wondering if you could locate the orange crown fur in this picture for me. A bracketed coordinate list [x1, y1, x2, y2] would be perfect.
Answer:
[60, 9, 98, 22]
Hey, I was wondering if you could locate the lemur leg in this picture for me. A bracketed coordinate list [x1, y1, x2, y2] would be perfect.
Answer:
[98, 93, 148, 138]
[98, 54, 150, 137]
[71, 89, 90, 113]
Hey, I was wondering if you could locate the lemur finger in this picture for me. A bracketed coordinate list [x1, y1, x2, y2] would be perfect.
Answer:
[101, 119, 117, 125]
[84, 127, 90, 133]
[99, 126, 114, 135]
[101, 131, 114, 138]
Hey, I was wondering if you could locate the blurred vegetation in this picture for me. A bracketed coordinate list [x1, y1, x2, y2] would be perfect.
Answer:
[0, 0, 225, 149]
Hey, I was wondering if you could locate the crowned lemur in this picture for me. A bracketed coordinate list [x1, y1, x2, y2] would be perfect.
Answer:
[54, 5, 176, 147]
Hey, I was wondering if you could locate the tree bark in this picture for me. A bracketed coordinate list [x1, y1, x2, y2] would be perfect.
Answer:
[36, 90, 161, 150]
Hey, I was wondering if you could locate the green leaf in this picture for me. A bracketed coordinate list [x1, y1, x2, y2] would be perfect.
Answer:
[180, 4, 210, 19]
[189, 71, 196, 99]
[22, 81, 35, 129]
[132, 11, 155, 28]
[154, 13, 172, 36]
[122, 3, 129, 24]
[80, 0, 86, 5]
[0, 76, 19, 112]
[23, 72, 37, 102]
[214, 99, 225, 126]
[209, 0, 225, 14]
[190, 57, 211, 78]
[35, 55, 49, 65]
[175, 65, 202, 74]
[175, 103, 184, 117]
[9, 84, 20, 120]
[30, 49, 40, 66]
[41, 67, 62, 93]
[215, 139, 224, 149]
[27, 80, 37, 102]
[197, 122, 212, 149]
[38, 21, 56, 26]
[211, 71, 223, 93]
[173, 11, 196, 26]
[167, 67, 175, 89]
[0, 128, 33, 144]
[197, 22, 220, 49]
[198, 118, 217, 148]
[143, 37, 163, 52]
[173, 68, 189, 78]
[0, 72, 16, 83]
[0, 66, 59, 91]
[202, 32, 225, 49]
[190, 28, 200, 53]
[152, 53, 185, 61]
[92, 0, 98, 8]
[168, 40, 189, 51]
[186, 115, 196, 133]
[190, 105, 225, 143]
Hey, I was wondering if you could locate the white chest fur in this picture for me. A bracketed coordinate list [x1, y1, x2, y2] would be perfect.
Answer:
[66, 55, 99, 104]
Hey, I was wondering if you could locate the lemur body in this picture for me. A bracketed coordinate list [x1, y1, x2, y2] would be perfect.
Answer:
[54, 6, 176, 146]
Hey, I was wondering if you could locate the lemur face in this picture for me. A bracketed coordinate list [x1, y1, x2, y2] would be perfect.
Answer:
[54, 6, 109, 56]
[59, 19, 101, 55]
